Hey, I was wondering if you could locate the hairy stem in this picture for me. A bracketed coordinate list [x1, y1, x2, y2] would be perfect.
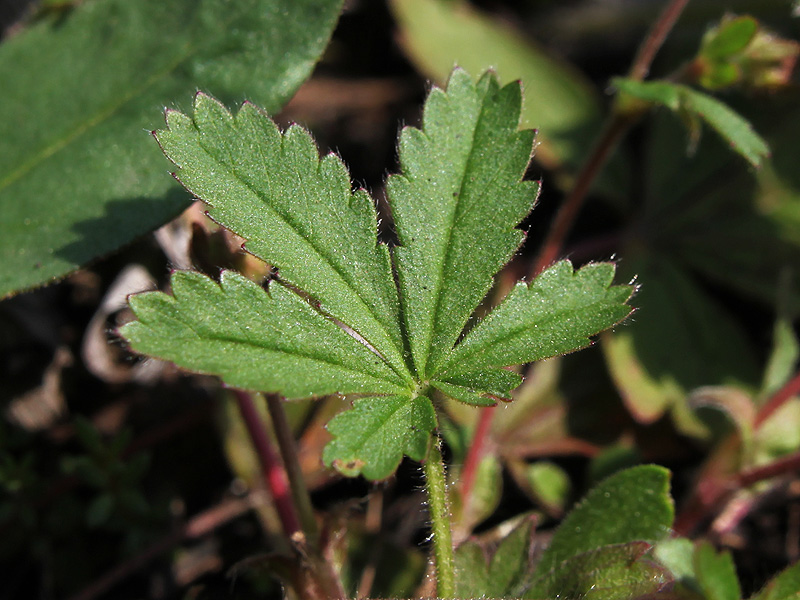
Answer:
[233, 390, 302, 538]
[265, 393, 319, 541]
[425, 436, 455, 598]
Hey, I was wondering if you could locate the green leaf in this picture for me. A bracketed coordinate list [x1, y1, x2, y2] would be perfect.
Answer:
[642, 97, 800, 310]
[588, 445, 643, 485]
[694, 541, 741, 600]
[761, 315, 800, 400]
[122, 270, 407, 398]
[122, 67, 633, 480]
[527, 542, 672, 600]
[155, 94, 409, 378]
[534, 465, 674, 578]
[680, 86, 770, 167]
[700, 16, 758, 61]
[388, 68, 539, 378]
[453, 541, 490, 598]
[654, 537, 697, 586]
[613, 78, 681, 110]
[86, 493, 115, 528]
[454, 517, 535, 598]
[612, 78, 769, 167]
[388, 0, 604, 172]
[322, 395, 436, 480]
[462, 454, 503, 528]
[434, 261, 632, 382]
[694, 15, 799, 92]
[0, 0, 343, 299]
[753, 400, 800, 466]
[751, 561, 800, 600]
[634, 103, 800, 325]
[527, 461, 572, 514]
[430, 369, 522, 406]
[487, 517, 536, 597]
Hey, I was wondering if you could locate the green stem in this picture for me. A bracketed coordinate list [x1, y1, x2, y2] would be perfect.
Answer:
[424, 436, 455, 599]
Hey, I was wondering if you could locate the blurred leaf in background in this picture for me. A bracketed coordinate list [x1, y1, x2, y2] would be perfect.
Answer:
[0, 0, 343, 298]
[389, 0, 608, 179]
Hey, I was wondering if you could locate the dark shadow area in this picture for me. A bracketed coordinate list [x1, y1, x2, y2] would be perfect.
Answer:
[56, 187, 191, 267]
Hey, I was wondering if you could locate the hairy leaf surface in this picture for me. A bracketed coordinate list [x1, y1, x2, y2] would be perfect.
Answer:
[123, 271, 407, 398]
[124, 68, 634, 479]
[388, 69, 539, 378]
[526, 542, 671, 600]
[433, 261, 632, 386]
[322, 395, 436, 480]
[156, 95, 408, 380]
[534, 465, 674, 578]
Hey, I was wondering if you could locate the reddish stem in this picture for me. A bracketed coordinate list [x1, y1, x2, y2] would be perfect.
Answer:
[674, 449, 800, 536]
[754, 370, 800, 429]
[262, 394, 346, 599]
[233, 390, 302, 538]
[265, 393, 318, 540]
[531, 0, 692, 276]
[459, 0, 695, 528]
[459, 404, 497, 510]
[532, 114, 632, 276]
[738, 451, 800, 488]
[628, 0, 692, 81]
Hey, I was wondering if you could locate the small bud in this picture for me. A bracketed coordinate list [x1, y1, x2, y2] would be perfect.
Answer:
[690, 14, 799, 92]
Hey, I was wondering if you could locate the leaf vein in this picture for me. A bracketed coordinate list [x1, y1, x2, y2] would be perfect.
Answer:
[192, 126, 405, 375]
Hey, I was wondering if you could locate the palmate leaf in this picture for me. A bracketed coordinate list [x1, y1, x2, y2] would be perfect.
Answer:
[123, 68, 634, 480]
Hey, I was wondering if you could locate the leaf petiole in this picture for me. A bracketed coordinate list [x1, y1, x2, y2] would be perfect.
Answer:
[424, 434, 455, 598]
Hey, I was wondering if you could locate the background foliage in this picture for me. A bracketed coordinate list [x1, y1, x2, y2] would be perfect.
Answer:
[1, 0, 800, 598]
